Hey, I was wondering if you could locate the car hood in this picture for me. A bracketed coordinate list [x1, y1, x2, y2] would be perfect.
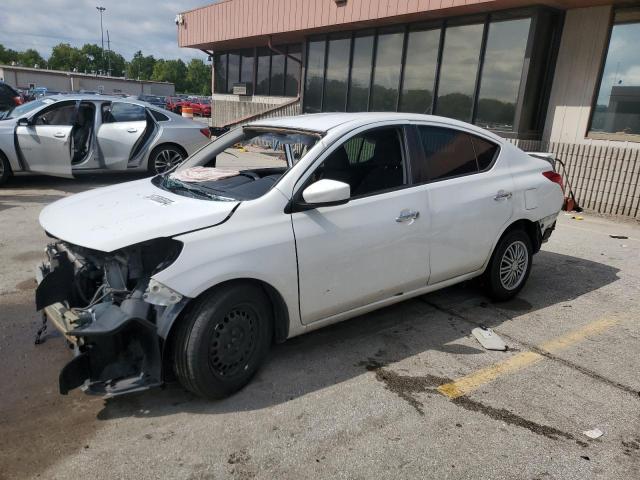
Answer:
[39, 178, 239, 252]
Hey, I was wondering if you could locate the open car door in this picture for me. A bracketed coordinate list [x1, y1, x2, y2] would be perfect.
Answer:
[97, 102, 147, 170]
[15, 101, 75, 178]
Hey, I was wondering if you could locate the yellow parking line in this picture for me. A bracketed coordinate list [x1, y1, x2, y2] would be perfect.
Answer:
[437, 317, 618, 399]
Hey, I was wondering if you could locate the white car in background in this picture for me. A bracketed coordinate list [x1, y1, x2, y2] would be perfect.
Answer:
[0, 95, 211, 185]
[35, 113, 564, 399]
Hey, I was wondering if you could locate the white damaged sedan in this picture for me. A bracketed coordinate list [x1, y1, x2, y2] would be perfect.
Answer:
[35, 113, 563, 399]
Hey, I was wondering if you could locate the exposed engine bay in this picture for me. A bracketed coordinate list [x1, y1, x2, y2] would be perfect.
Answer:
[35, 238, 185, 396]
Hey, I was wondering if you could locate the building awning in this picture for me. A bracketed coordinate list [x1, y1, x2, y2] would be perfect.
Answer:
[178, 0, 616, 51]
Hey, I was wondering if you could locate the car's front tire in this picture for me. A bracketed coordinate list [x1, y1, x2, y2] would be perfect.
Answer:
[173, 284, 273, 399]
[0, 151, 12, 186]
[483, 229, 533, 301]
[149, 145, 186, 174]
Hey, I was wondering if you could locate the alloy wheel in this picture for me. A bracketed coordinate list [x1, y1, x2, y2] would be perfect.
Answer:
[154, 149, 184, 174]
[499, 240, 529, 290]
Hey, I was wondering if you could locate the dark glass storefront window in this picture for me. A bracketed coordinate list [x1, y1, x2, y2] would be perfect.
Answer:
[475, 18, 531, 131]
[270, 53, 285, 96]
[590, 9, 640, 139]
[214, 53, 227, 94]
[323, 36, 351, 111]
[227, 53, 240, 93]
[347, 33, 374, 112]
[285, 44, 302, 97]
[370, 29, 404, 111]
[399, 27, 441, 113]
[240, 49, 254, 85]
[435, 23, 484, 121]
[255, 48, 271, 95]
[305, 39, 326, 113]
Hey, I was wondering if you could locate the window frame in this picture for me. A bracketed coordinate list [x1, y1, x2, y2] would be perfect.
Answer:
[410, 122, 502, 186]
[586, 7, 640, 143]
[291, 123, 414, 206]
[32, 100, 78, 126]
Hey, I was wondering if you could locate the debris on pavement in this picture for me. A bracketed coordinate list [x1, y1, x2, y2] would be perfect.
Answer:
[583, 428, 604, 439]
[609, 235, 629, 239]
[472, 326, 508, 351]
[572, 215, 584, 220]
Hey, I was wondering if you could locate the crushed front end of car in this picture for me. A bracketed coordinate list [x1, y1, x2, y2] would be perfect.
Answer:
[35, 238, 187, 397]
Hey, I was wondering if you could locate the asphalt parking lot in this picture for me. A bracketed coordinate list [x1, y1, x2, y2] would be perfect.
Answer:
[1, 175, 639, 480]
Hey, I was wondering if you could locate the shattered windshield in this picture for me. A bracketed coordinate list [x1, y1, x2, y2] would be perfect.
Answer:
[154, 128, 320, 201]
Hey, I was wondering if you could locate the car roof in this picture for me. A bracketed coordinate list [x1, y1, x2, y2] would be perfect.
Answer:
[46, 94, 157, 108]
[248, 112, 505, 143]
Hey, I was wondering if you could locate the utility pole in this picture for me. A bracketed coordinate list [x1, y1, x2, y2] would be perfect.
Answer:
[107, 30, 112, 76]
[96, 6, 106, 75]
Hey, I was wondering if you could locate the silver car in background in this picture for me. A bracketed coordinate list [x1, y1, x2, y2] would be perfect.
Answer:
[0, 95, 212, 185]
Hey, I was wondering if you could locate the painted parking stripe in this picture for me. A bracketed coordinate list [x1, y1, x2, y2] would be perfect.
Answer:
[437, 317, 618, 399]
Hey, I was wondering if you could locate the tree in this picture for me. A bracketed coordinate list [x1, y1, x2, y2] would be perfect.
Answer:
[18, 49, 46, 68]
[0, 44, 19, 65]
[186, 58, 211, 95]
[126, 51, 156, 80]
[151, 59, 188, 91]
[48, 43, 86, 72]
[80, 44, 104, 73]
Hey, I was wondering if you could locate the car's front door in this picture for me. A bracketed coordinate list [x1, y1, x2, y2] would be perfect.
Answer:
[97, 102, 147, 170]
[291, 126, 431, 325]
[413, 124, 514, 284]
[15, 101, 75, 177]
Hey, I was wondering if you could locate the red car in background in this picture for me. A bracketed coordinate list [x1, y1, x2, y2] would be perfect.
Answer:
[190, 98, 212, 117]
[165, 96, 192, 114]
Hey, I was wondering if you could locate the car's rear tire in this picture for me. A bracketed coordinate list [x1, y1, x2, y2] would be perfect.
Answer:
[173, 284, 273, 399]
[148, 145, 186, 174]
[483, 229, 533, 302]
[0, 151, 12, 186]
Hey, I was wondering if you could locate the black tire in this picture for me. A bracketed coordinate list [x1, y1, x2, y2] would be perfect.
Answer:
[483, 229, 533, 302]
[148, 144, 186, 174]
[173, 283, 273, 399]
[0, 151, 11, 186]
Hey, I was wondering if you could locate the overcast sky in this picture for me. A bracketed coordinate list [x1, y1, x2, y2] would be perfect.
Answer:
[0, 0, 213, 61]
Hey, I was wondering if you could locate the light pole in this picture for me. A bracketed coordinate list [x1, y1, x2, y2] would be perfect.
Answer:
[96, 6, 106, 75]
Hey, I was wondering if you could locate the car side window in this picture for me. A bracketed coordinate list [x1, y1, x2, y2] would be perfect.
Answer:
[472, 136, 500, 171]
[312, 127, 406, 198]
[102, 102, 146, 123]
[149, 109, 169, 122]
[34, 103, 76, 126]
[415, 126, 478, 182]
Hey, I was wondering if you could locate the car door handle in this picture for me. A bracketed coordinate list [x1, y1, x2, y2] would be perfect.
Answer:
[127, 128, 138, 133]
[494, 190, 513, 201]
[396, 210, 420, 223]
[54, 132, 66, 138]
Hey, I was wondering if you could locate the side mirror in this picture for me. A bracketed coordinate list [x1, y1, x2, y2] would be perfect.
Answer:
[17, 118, 30, 126]
[301, 179, 350, 207]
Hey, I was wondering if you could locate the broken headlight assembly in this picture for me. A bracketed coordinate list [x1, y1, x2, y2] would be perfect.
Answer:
[35, 237, 184, 396]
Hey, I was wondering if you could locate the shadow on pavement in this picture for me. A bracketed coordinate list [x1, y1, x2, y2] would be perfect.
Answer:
[2, 172, 150, 194]
[94, 249, 620, 420]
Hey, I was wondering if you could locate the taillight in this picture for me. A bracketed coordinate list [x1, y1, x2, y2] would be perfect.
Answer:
[200, 127, 212, 139]
[542, 171, 564, 191]
[13, 96, 23, 105]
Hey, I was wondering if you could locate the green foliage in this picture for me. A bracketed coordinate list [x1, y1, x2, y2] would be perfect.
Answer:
[186, 59, 211, 95]
[152, 59, 187, 91]
[1, 43, 210, 94]
[126, 51, 156, 80]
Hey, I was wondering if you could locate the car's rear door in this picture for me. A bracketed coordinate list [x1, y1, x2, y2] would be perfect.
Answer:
[97, 102, 147, 170]
[291, 125, 431, 325]
[15, 100, 75, 177]
[413, 123, 514, 284]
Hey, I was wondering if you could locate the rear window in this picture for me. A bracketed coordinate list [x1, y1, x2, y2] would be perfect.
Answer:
[472, 136, 500, 171]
